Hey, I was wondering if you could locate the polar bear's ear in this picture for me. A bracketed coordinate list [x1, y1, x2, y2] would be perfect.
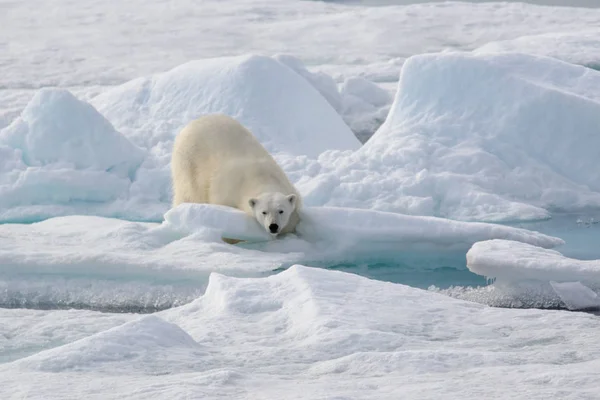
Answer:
[286, 194, 297, 207]
[248, 198, 257, 209]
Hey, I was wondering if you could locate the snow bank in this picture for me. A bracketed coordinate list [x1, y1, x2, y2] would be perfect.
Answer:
[91, 54, 360, 156]
[0, 89, 145, 222]
[0, 89, 143, 174]
[4, 265, 600, 399]
[304, 52, 600, 222]
[475, 30, 600, 71]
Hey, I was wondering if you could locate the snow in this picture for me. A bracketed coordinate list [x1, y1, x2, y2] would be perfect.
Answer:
[467, 239, 600, 284]
[464, 239, 600, 310]
[0, 204, 563, 280]
[2, 266, 600, 399]
[475, 30, 600, 69]
[7, 51, 594, 225]
[3, 0, 600, 397]
[14, 315, 202, 372]
[0, 89, 145, 223]
[322, 51, 600, 222]
[91, 54, 360, 156]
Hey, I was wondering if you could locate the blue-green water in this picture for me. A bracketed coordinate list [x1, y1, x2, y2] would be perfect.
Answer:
[324, 212, 600, 290]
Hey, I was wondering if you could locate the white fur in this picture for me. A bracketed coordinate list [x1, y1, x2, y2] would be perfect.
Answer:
[171, 114, 302, 237]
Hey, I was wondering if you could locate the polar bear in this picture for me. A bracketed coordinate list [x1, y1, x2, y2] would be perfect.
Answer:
[171, 114, 302, 240]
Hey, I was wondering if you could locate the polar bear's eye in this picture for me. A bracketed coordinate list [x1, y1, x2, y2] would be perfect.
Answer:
[278, 210, 283, 214]
[262, 211, 267, 215]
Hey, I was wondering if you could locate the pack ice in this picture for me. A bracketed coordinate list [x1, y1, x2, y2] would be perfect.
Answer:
[2, 38, 600, 398]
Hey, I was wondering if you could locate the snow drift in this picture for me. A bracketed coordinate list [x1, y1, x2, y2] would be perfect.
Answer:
[302, 52, 600, 222]
[91, 54, 360, 156]
[0, 89, 144, 222]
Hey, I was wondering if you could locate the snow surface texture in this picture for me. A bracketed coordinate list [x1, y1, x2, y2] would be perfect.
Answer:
[464, 239, 600, 310]
[0, 89, 145, 222]
[3, 266, 600, 399]
[91, 54, 360, 156]
[468, 239, 600, 284]
[0, 54, 362, 223]
[475, 29, 600, 70]
[3, 51, 600, 223]
[337, 52, 600, 222]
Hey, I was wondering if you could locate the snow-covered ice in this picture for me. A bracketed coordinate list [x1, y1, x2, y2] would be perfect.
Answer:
[0, 203, 563, 282]
[90, 54, 360, 155]
[467, 239, 600, 284]
[4, 0, 600, 398]
[4, 52, 600, 223]
[475, 29, 600, 69]
[2, 266, 600, 399]
[311, 52, 600, 222]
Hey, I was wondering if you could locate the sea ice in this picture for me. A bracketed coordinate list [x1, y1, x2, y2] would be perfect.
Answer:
[2, 265, 600, 399]
[467, 239, 600, 284]
[90, 54, 360, 156]
[465, 239, 600, 310]
[475, 29, 600, 70]
[302, 52, 600, 222]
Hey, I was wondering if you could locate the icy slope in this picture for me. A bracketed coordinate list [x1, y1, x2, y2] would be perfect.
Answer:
[303, 52, 600, 222]
[2, 266, 600, 399]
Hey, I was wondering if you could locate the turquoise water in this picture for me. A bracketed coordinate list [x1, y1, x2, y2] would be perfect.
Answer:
[325, 212, 600, 291]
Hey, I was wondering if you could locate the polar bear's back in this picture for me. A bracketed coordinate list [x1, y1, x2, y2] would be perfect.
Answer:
[171, 114, 298, 210]
[174, 114, 272, 161]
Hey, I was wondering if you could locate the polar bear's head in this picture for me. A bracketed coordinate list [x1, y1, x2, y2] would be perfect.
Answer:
[248, 193, 297, 237]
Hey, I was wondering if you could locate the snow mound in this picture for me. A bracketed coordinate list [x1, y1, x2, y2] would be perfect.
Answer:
[467, 239, 600, 284]
[341, 76, 391, 109]
[92, 54, 360, 157]
[15, 315, 201, 372]
[0, 89, 145, 222]
[306, 52, 600, 222]
[475, 30, 600, 71]
[0, 88, 144, 175]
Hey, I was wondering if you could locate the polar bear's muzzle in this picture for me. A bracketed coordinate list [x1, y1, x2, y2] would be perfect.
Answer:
[269, 223, 279, 234]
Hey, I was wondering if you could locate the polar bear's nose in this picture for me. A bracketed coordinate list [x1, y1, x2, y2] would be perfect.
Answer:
[269, 223, 279, 233]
